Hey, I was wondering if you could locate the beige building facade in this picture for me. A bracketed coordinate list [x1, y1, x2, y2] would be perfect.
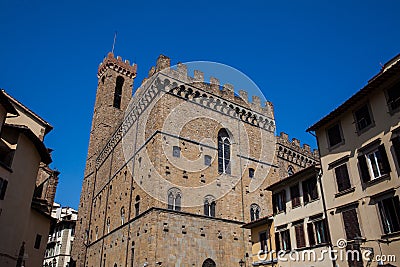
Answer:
[72, 53, 318, 267]
[0, 90, 58, 267]
[308, 54, 400, 267]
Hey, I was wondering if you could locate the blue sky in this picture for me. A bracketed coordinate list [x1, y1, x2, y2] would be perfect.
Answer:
[0, 0, 399, 209]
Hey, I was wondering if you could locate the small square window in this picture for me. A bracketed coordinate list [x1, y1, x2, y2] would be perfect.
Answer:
[327, 123, 344, 148]
[249, 168, 255, 178]
[172, 146, 180, 158]
[354, 104, 373, 133]
[204, 155, 212, 166]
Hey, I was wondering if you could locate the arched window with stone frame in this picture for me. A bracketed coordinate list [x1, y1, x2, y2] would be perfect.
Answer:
[250, 203, 261, 221]
[167, 187, 182, 211]
[204, 195, 216, 217]
[134, 195, 140, 217]
[218, 128, 231, 174]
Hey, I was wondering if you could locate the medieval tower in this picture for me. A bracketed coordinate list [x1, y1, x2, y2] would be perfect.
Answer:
[72, 52, 318, 267]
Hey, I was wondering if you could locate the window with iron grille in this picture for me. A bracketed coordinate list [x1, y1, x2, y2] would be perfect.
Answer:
[354, 104, 373, 133]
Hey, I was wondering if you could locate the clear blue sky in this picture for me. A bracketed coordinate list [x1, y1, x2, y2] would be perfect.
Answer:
[1, 0, 399, 209]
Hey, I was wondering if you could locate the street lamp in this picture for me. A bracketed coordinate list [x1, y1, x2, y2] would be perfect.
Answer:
[239, 259, 245, 267]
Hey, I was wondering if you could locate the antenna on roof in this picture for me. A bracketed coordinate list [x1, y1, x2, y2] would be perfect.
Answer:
[111, 31, 117, 54]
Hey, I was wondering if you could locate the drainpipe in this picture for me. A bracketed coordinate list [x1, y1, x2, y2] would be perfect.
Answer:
[308, 130, 336, 267]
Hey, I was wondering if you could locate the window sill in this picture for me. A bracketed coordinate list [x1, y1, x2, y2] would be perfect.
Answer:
[291, 204, 301, 209]
[335, 187, 355, 198]
[365, 173, 390, 186]
[328, 140, 345, 152]
[274, 210, 286, 215]
[356, 122, 375, 136]
[304, 198, 320, 205]
[381, 230, 400, 239]
[294, 243, 329, 251]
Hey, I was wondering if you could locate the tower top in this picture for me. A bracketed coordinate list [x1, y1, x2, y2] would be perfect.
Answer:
[97, 52, 137, 79]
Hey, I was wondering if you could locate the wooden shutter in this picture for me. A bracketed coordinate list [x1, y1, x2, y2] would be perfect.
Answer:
[378, 144, 391, 174]
[302, 181, 309, 204]
[290, 185, 300, 207]
[335, 164, 351, 192]
[295, 224, 306, 248]
[358, 155, 371, 182]
[282, 191, 286, 212]
[342, 209, 361, 240]
[307, 223, 315, 246]
[275, 232, 280, 251]
[392, 137, 400, 165]
[272, 194, 277, 214]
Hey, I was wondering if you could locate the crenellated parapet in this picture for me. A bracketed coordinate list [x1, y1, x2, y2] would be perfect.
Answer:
[141, 55, 274, 119]
[276, 132, 319, 168]
[97, 52, 137, 79]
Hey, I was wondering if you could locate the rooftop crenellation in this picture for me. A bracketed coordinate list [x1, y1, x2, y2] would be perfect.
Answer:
[142, 54, 274, 118]
[277, 132, 319, 159]
[97, 52, 137, 79]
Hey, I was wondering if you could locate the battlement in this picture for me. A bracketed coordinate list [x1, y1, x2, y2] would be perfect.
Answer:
[97, 52, 137, 79]
[276, 132, 319, 159]
[142, 54, 274, 118]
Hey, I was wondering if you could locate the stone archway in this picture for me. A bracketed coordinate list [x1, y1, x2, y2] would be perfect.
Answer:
[202, 258, 216, 267]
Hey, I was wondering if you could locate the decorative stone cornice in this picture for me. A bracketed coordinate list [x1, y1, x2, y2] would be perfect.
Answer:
[97, 52, 137, 79]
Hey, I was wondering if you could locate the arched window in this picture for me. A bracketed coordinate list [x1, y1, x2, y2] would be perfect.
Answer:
[134, 195, 140, 217]
[114, 263, 117, 267]
[106, 217, 110, 234]
[202, 258, 216, 267]
[121, 207, 125, 225]
[218, 129, 231, 174]
[204, 195, 216, 217]
[288, 165, 294, 176]
[95, 226, 98, 240]
[250, 204, 261, 221]
[113, 76, 124, 109]
[167, 188, 182, 211]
